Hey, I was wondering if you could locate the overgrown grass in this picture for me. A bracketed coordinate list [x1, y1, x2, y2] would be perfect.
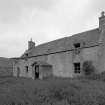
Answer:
[0, 76, 105, 105]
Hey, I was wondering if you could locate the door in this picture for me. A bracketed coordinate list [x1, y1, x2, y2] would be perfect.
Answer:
[35, 65, 39, 79]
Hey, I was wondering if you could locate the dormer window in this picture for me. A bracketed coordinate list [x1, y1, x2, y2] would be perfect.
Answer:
[74, 43, 80, 48]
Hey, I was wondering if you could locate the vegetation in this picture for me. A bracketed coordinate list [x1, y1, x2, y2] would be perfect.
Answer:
[82, 60, 96, 76]
[0, 76, 105, 105]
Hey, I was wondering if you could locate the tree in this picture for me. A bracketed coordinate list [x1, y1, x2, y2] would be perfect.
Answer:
[82, 61, 95, 76]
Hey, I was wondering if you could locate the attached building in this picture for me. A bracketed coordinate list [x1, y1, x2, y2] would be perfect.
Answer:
[13, 12, 105, 79]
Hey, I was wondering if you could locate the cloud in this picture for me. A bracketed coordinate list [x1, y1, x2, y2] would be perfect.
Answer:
[0, 0, 105, 57]
[21, 0, 58, 10]
[0, 0, 59, 24]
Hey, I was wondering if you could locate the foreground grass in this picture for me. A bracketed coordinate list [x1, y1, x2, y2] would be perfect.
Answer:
[0, 77, 105, 105]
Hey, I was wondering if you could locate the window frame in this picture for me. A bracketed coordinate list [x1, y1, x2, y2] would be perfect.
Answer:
[74, 63, 81, 73]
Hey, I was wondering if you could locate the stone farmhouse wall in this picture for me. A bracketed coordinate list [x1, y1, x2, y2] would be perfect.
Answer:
[13, 45, 100, 79]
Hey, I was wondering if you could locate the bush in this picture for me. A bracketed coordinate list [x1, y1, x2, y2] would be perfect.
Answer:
[82, 61, 95, 76]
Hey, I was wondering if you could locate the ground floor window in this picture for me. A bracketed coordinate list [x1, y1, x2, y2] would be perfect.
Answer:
[74, 63, 80, 73]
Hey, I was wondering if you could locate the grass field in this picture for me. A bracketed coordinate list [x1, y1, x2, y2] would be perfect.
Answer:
[0, 76, 105, 105]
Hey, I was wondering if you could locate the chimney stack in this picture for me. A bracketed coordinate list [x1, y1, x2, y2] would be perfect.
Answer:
[99, 11, 105, 31]
[28, 38, 35, 50]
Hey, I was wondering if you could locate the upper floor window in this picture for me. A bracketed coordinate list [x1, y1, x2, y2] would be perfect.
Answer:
[74, 43, 81, 54]
[74, 43, 80, 48]
[25, 53, 28, 57]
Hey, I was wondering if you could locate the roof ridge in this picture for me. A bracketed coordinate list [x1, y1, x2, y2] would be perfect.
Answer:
[35, 28, 99, 48]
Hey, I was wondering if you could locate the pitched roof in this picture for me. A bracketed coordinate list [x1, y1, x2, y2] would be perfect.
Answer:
[22, 28, 100, 58]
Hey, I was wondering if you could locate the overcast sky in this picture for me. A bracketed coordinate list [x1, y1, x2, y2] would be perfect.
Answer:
[0, 0, 105, 58]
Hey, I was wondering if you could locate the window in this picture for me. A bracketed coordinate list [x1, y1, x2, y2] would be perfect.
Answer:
[74, 43, 81, 54]
[25, 53, 28, 57]
[74, 63, 80, 73]
[25, 66, 28, 73]
[74, 43, 80, 48]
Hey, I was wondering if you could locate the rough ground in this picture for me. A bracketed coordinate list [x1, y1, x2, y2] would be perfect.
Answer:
[0, 76, 105, 105]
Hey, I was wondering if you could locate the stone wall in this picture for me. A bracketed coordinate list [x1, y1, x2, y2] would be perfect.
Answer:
[13, 45, 100, 78]
[82, 45, 99, 73]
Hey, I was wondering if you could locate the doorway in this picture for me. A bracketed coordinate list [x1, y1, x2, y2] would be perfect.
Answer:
[35, 65, 39, 79]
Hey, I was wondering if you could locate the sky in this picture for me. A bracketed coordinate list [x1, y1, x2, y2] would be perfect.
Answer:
[0, 0, 105, 58]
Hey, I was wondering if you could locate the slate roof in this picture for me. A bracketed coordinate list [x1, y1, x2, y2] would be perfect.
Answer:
[22, 28, 100, 58]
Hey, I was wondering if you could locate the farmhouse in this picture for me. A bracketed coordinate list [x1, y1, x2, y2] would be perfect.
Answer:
[13, 12, 105, 79]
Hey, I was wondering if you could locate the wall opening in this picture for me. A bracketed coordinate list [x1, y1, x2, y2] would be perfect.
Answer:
[25, 53, 28, 57]
[74, 43, 81, 54]
[35, 65, 39, 79]
[74, 63, 80, 73]
[25, 66, 28, 73]
[74, 43, 80, 48]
